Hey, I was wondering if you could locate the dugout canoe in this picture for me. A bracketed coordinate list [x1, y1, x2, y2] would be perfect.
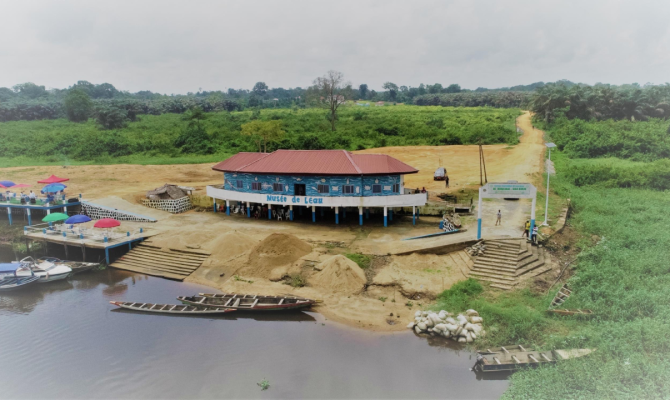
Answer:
[177, 293, 317, 311]
[547, 308, 594, 316]
[109, 301, 236, 315]
[0, 276, 40, 292]
[474, 345, 594, 373]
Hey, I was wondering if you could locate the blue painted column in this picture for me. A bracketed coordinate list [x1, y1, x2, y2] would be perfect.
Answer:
[412, 206, 416, 225]
[359, 207, 363, 226]
[247, 202, 251, 218]
[289, 205, 293, 221]
[105, 248, 110, 265]
[335, 207, 339, 224]
[7, 207, 12, 226]
[529, 219, 536, 242]
[268, 205, 272, 219]
[389, 208, 393, 222]
[26, 209, 31, 226]
[477, 219, 482, 239]
[384, 207, 388, 227]
[312, 206, 316, 222]
[226, 200, 230, 216]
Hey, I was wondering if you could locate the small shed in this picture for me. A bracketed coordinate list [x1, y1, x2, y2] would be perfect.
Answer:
[143, 184, 195, 213]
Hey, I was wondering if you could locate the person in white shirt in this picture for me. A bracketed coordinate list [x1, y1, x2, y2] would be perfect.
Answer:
[495, 210, 502, 226]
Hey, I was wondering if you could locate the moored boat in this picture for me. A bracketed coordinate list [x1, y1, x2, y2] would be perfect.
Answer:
[178, 293, 318, 311]
[0, 263, 39, 291]
[38, 257, 99, 274]
[109, 301, 236, 315]
[547, 308, 594, 316]
[19, 257, 72, 283]
[474, 345, 594, 372]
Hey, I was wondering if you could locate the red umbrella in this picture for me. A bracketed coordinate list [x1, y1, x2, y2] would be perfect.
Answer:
[94, 218, 121, 228]
[38, 175, 69, 184]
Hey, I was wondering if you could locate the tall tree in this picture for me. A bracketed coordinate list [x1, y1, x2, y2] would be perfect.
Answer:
[64, 88, 93, 122]
[383, 82, 399, 101]
[359, 84, 368, 100]
[445, 84, 462, 93]
[252, 82, 268, 96]
[311, 70, 351, 131]
[241, 120, 285, 152]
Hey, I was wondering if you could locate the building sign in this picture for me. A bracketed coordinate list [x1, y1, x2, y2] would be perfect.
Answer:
[266, 195, 324, 204]
[481, 182, 534, 199]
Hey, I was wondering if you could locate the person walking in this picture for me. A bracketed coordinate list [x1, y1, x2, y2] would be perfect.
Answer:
[522, 220, 530, 238]
[445, 175, 450, 188]
[495, 210, 502, 226]
[532, 226, 539, 244]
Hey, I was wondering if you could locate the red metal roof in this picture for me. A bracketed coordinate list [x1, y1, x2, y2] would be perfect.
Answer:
[212, 150, 418, 175]
[211, 152, 269, 172]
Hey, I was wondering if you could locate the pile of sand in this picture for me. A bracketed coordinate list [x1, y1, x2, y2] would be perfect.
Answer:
[311, 255, 366, 295]
[240, 233, 312, 278]
[203, 231, 257, 260]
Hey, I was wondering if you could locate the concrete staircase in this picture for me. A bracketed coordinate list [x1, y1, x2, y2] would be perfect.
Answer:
[467, 238, 551, 290]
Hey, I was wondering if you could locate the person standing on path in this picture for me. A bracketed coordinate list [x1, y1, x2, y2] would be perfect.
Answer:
[495, 210, 502, 226]
[523, 220, 530, 238]
[445, 175, 449, 188]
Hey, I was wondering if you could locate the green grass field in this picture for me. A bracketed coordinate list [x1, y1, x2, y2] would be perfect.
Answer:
[0, 105, 520, 167]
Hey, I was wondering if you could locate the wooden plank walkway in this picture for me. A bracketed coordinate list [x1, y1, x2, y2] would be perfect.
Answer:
[110, 243, 210, 281]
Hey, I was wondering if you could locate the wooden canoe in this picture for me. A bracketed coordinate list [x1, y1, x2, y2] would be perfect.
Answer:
[475, 345, 594, 373]
[178, 293, 317, 311]
[38, 258, 98, 274]
[109, 301, 236, 315]
[547, 309, 594, 316]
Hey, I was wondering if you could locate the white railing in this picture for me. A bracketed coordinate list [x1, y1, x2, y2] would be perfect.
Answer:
[24, 223, 148, 243]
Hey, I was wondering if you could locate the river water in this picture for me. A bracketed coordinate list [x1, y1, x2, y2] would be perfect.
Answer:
[0, 259, 509, 399]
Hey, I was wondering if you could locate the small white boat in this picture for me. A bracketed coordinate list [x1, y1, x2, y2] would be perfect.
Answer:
[19, 257, 72, 283]
[0, 263, 38, 291]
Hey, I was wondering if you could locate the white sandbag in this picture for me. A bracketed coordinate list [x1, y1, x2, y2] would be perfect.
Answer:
[414, 326, 422, 334]
[470, 331, 477, 340]
[444, 323, 458, 332]
[427, 328, 433, 333]
[407, 322, 415, 329]
[465, 331, 473, 343]
[470, 316, 483, 324]
[471, 324, 483, 334]
[454, 326, 463, 336]
[415, 311, 422, 318]
[425, 318, 435, 328]
[458, 337, 466, 343]
[421, 311, 429, 317]
[438, 310, 447, 320]
[464, 323, 475, 331]
[417, 322, 427, 331]
[428, 313, 441, 325]
[445, 317, 456, 325]
[434, 323, 446, 332]
[465, 309, 479, 317]
[456, 315, 468, 326]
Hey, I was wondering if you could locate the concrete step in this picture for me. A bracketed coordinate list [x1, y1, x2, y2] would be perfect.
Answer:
[475, 257, 518, 266]
[469, 274, 519, 286]
[471, 266, 517, 276]
[456, 251, 475, 269]
[474, 259, 519, 270]
[528, 265, 552, 277]
[469, 271, 517, 282]
[490, 283, 515, 290]
[517, 253, 539, 269]
[516, 252, 546, 276]
[449, 252, 470, 274]
[485, 243, 521, 252]
[484, 248, 521, 257]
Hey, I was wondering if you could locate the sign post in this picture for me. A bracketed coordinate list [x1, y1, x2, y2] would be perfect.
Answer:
[477, 182, 537, 240]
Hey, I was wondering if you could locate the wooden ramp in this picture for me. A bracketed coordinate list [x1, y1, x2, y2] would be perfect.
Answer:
[110, 243, 210, 281]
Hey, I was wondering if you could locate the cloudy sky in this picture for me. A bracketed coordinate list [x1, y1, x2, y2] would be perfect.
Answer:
[1, 0, 669, 94]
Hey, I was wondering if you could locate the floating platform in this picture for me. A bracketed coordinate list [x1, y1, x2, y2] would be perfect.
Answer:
[110, 243, 210, 281]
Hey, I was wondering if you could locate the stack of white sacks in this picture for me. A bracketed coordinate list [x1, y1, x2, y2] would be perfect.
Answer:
[407, 309, 485, 343]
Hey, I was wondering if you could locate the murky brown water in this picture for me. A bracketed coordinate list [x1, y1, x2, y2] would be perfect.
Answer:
[0, 248, 509, 399]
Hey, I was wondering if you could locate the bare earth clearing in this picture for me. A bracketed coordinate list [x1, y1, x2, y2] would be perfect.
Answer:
[1, 112, 546, 331]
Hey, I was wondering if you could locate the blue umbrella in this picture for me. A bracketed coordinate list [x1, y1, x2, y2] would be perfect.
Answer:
[65, 215, 91, 224]
[41, 183, 67, 194]
[0, 180, 15, 187]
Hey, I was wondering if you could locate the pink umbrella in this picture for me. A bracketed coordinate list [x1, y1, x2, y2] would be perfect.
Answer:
[38, 175, 69, 184]
[12, 184, 30, 188]
[0, 184, 5, 189]
[94, 218, 121, 228]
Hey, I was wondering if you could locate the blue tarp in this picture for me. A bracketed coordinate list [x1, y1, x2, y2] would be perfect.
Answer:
[0, 263, 19, 273]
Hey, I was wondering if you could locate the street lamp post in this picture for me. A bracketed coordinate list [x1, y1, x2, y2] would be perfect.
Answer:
[543, 143, 557, 226]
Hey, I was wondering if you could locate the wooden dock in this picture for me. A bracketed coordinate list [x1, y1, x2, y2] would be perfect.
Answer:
[110, 243, 210, 281]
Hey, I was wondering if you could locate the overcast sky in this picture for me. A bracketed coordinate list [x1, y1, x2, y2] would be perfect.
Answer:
[1, 0, 669, 94]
